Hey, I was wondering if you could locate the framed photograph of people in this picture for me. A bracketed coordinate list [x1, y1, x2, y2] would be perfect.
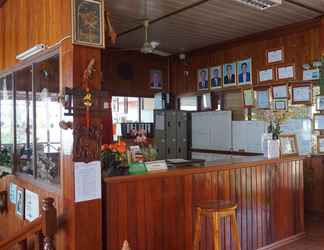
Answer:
[237, 58, 252, 85]
[150, 69, 163, 89]
[273, 99, 288, 111]
[242, 88, 255, 108]
[317, 135, 324, 154]
[314, 114, 324, 131]
[277, 65, 295, 81]
[316, 96, 324, 111]
[209, 65, 222, 89]
[258, 68, 274, 83]
[256, 89, 270, 109]
[272, 84, 288, 99]
[292, 84, 312, 105]
[266, 47, 284, 65]
[16, 186, 25, 219]
[223, 63, 237, 87]
[197, 68, 209, 91]
[279, 134, 298, 157]
[72, 0, 105, 48]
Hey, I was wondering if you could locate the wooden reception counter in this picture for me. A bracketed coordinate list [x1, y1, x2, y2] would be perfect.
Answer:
[103, 156, 305, 250]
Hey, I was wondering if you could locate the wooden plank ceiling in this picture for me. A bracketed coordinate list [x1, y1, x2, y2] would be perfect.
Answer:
[106, 0, 324, 54]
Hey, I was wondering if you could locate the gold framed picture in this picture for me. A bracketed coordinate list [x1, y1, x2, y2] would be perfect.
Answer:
[291, 83, 312, 105]
[279, 134, 298, 157]
[242, 88, 255, 108]
[277, 64, 295, 81]
[72, 0, 106, 48]
[316, 96, 324, 111]
[266, 47, 284, 65]
[273, 99, 288, 111]
[314, 114, 324, 131]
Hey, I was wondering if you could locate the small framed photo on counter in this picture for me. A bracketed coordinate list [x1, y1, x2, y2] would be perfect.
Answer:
[272, 84, 288, 99]
[292, 84, 312, 105]
[279, 134, 298, 157]
[242, 88, 255, 108]
[317, 135, 324, 154]
[273, 98, 287, 111]
[16, 186, 25, 219]
[277, 65, 295, 81]
[258, 68, 274, 83]
[256, 89, 270, 109]
[266, 47, 284, 65]
[314, 114, 324, 131]
[316, 96, 324, 111]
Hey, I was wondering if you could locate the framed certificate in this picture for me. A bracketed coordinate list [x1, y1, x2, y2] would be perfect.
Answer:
[317, 135, 324, 154]
[272, 84, 288, 99]
[314, 114, 324, 131]
[266, 48, 284, 65]
[316, 96, 324, 111]
[258, 68, 274, 83]
[277, 65, 295, 80]
[256, 89, 270, 109]
[291, 84, 312, 105]
[303, 69, 320, 81]
[242, 88, 255, 108]
[273, 99, 287, 111]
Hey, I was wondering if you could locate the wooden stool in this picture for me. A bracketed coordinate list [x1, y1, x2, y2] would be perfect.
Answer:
[193, 200, 241, 250]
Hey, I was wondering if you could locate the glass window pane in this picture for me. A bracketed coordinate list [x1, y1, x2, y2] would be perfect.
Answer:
[141, 98, 154, 123]
[15, 67, 33, 175]
[0, 75, 14, 169]
[34, 55, 61, 184]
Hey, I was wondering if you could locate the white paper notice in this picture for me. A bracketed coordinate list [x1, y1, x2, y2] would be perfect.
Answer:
[75, 161, 102, 203]
[25, 190, 40, 222]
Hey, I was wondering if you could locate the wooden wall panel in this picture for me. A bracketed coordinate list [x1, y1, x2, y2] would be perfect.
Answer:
[104, 159, 304, 250]
[170, 19, 320, 96]
[0, 0, 71, 70]
[102, 50, 169, 97]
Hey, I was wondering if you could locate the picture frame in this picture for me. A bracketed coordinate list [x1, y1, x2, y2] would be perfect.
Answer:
[316, 96, 324, 111]
[72, 0, 106, 48]
[150, 69, 163, 89]
[273, 99, 288, 111]
[16, 186, 25, 219]
[197, 68, 209, 91]
[209, 65, 222, 89]
[266, 47, 284, 65]
[237, 58, 252, 86]
[272, 84, 288, 99]
[223, 62, 237, 87]
[303, 69, 320, 81]
[258, 68, 275, 83]
[317, 135, 324, 154]
[291, 84, 312, 105]
[279, 134, 298, 157]
[256, 89, 270, 109]
[242, 88, 255, 108]
[314, 114, 324, 131]
[277, 64, 295, 81]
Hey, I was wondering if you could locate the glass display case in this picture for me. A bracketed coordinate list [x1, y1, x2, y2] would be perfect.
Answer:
[0, 51, 62, 184]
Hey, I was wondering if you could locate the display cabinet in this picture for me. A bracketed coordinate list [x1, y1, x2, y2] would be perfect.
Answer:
[0, 50, 62, 184]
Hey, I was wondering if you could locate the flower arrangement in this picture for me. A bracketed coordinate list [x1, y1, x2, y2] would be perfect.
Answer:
[101, 141, 127, 169]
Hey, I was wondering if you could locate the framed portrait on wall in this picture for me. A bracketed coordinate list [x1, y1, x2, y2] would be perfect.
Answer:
[237, 58, 252, 85]
[272, 84, 288, 99]
[266, 48, 284, 65]
[223, 63, 237, 87]
[291, 84, 312, 105]
[197, 68, 209, 91]
[279, 134, 298, 157]
[16, 186, 25, 219]
[273, 99, 287, 111]
[72, 0, 105, 48]
[277, 65, 295, 81]
[256, 89, 270, 109]
[150, 69, 163, 89]
[258, 68, 274, 83]
[242, 88, 254, 108]
[209, 65, 222, 89]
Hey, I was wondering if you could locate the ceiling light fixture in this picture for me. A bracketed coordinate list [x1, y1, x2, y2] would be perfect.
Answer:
[16, 44, 47, 61]
[234, 0, 282, 10]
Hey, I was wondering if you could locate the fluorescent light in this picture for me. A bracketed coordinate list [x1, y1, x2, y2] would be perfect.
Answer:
[16, 44, 47, 61]
[234, 0, 282, 10]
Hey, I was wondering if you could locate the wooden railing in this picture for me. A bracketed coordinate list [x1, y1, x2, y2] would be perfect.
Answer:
[0, 197, 57, 250]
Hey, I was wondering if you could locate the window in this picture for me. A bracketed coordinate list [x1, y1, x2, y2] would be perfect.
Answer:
[180, 96, 198, 111]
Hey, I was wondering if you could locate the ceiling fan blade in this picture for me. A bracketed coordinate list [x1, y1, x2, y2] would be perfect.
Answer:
[151, 50, 171, 57]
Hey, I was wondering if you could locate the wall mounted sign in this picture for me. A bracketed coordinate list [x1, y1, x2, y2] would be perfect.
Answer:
[266, 48, 284, 65]
[25, 190, 39, 222]
[72, 0, 105, 48]
[277, 65, 295, 80]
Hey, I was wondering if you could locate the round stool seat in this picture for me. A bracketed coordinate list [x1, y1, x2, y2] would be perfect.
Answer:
[195, 200, 237, 212]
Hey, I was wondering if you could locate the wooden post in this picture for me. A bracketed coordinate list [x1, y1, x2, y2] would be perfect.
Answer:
[42, 197, 57, 250]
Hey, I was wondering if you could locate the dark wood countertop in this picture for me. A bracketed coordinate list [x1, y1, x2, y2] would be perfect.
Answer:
[104, 155, 305, 183]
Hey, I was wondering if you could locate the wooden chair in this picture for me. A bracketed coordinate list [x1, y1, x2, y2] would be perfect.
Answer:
[193, 200, 241, 250]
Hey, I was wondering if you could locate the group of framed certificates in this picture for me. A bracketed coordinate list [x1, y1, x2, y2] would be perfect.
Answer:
[242, 83, 313, 110]
[313, 96, 324, 154]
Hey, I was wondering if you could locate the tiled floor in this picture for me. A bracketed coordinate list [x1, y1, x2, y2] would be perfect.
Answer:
[278, 214, 324, 250]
